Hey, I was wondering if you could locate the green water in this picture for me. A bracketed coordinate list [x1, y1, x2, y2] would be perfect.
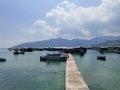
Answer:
[1, 49, 120, 90]
[73, 50, 120, 90]
[0, 49, 65, 90]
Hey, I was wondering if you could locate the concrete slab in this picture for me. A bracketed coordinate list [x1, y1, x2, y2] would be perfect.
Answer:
[66, 54, 89, 90]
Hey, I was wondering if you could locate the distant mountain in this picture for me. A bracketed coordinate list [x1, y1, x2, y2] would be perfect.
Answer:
[13, 36, 120, 48]
[88, 36, 120, 45]
[95, 40, 120, 46]
[13, 38, 86, 48]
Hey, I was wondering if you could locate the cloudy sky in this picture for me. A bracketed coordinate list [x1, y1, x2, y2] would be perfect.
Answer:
[0, 0, 120, 48]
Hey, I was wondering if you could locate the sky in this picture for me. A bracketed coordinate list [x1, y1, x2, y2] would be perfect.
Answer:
[0, 0, 120, 48]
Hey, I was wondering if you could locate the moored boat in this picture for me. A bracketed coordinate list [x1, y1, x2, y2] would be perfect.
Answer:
[97, 56, 106, 60]
[13, 51, 25, 55]
[0, 57, 6, 62]
[40, 53, 68, 61]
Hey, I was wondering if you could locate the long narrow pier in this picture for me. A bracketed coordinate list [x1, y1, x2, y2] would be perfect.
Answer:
[66, 54, 89, 90]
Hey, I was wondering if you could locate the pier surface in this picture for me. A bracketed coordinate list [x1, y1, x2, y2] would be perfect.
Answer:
[66, 54, 89, 90]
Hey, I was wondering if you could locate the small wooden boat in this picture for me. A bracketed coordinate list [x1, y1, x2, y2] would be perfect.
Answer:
[13, 51, 25, 55]
[97, 56, 106, 61]
[0, 58, 6, 62]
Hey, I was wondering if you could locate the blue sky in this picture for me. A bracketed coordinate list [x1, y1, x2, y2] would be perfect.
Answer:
[0, 0, 120, 48]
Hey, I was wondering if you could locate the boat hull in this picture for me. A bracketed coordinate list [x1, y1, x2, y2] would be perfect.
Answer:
[0, 58, 6, 62]
[97, 56, 106, 61]
[40, 54, 68, 61]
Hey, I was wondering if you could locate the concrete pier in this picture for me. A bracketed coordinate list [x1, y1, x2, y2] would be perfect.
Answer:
[66, 54, 89, 90]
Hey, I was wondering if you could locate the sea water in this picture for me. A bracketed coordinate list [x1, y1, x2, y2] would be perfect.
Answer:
[73, 50, 120, 90]
[0, 49, 65, 90]
[0, 49, 120, 90]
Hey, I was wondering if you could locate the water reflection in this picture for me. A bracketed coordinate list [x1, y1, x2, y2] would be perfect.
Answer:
[72, 52, 85, 57]
[0, 62, 6, 64]
[0, 50, 66, 90]
[73, 50, 120, 90]
[40, 60, 66, 66]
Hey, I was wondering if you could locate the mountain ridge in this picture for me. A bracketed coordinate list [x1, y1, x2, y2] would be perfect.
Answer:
[95, 40, 120, 46]
[13, 36, 120, 48]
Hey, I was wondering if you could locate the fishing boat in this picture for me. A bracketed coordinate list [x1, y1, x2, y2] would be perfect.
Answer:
[40, 53, 68, 61]
[0, 57, 6, 62]
[13, 51, 25, 55]
[97, 56, 106, 60]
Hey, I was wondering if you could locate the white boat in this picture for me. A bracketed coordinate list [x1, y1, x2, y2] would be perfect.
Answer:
[40, 53, 68, 61]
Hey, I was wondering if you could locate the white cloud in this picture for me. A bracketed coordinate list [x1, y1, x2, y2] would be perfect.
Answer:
[22, 0, 120, 40]
[99, 29, 120, 36]
[22, 20, 60, 38]
[22, 28, 37, 34]
[34, 20, 47, 27]
[80, 29, 90, 37]
[47, 0, 119, 22]
[46, 0, 120, 39]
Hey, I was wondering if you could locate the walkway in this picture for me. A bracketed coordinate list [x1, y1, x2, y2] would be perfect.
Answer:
[66, 54, 89, 90]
